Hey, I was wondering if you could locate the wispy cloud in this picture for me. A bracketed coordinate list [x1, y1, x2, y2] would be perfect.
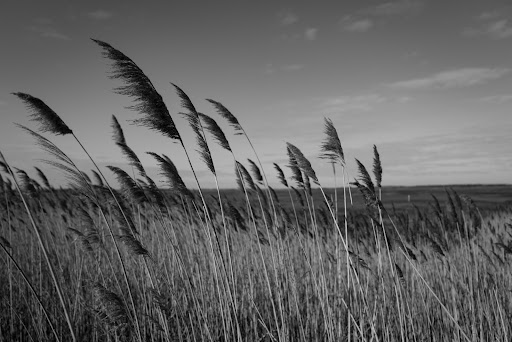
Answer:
[304, 28, 318, 40]
[478, 94, 512, 104]
[340, 1, 423, 33]
[28, 25, 70, 40]
[277, 10, 298, 26]
[317, 94, 386, 113]
[464, 10, 512, 39]
[340, 16, 374, 32]
[389, 68, 510, 89]
[478, 11, 501, 20]
[383, 128, 512, 182]
[282, 64, 305, 71]
[362, 0, 424, 16]
[87, 9, 113, 20]
[280, 28, 319, 42]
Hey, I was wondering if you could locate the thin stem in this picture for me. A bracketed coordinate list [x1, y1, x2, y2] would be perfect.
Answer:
[1, 153, 75, 342]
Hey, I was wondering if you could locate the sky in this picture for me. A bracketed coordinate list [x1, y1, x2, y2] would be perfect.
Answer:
[1, 0, 511, 189]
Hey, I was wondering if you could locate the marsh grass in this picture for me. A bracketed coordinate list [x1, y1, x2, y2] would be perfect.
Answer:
[1, 39, 511, 342]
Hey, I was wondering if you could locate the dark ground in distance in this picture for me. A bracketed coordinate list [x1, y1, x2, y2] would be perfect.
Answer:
[200, 184, 512, 212]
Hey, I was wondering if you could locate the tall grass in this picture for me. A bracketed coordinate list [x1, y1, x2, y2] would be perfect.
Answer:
[1, 39, 511, 342]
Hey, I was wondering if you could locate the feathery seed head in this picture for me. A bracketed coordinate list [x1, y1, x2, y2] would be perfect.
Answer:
[198, 113, 232, 152]
[320, 118, 344, 165]
[247, 159, 263, 184]
[12, 92, 72, 135]
[273, 163, 288, 188]
[286, 142, 318, 183]
[92, 39, 181, 141]
[147, 152, 194, 200]
[111, 115, 126, 145]
[372, 145, 382, 188]
[206, 99, 243, 135]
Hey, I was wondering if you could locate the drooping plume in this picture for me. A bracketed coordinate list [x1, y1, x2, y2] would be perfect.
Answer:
[111, 115, 147, 178]
[286, 143, 318, 183]
[111, 115, 127, 145]
[92, 39, 181, 141]
[198, 113, 232, 152]
[147, 152, 193, 200]
[273, 163, 288, 188]
[93, 283, 129, 326]
[247, 159, 263, 184]
[172, 83, 198, 115]
[351, 159, 380, 210]
[180, 111, 215, 175]
[16, 125, 95, 201]
[372, 145, 382, 188]
[35, 167, 52, 189]
[355, 159, 375, 196]
[235, 161, 256, 191]
[287, 146, 304, 187]
[107, 166, 147, 205]
[12, 93, 72, 135]
[206, 99, 243, 135]
[320, 118, 344, 165]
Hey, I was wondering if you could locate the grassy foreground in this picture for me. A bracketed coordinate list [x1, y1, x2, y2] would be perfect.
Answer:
[1, 40, 511, 342]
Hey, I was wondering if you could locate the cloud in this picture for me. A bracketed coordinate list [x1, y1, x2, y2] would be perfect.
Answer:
[388, 68, 510, 89]
[340, 1, 422, 33]
[383, 128, 512, 182]
[478, 94, 512, 104]
[280, 28, 319, 42]
[28, 26, 70, 40]
[340, 16, 374, 32]
[282, 64, 305, 71]
[478, 11, 501, 20]
[277, 10, 298, 26]
[363, 0, 424, 16]
[318, 94, 386, 112]
[88, 9, 113, 20]
[304, 28, 318, 40]
[464, 11, 512, 39]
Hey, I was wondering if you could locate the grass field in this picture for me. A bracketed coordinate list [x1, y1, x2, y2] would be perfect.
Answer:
[1, 39, 511, 342]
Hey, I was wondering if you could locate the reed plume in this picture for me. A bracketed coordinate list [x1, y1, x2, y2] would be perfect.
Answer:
[286, 148, 304, 188]
[34, 167, 52, 189]
[172, 83, 198, 115]
[16, 125, 94, 199]
[372, 145, 382, 189]
[248, 159, 263, 184]
[355, 159, 375, 196]
[206, 99, 243, 135]
[273, 163, 288, 188]
[111, 115, 147, 178]
[236, 161, 256, 191]
[92, 39, 181, 141]
[320, 117, 344, 165]
[147, 152, 193, 200]
[93, 283, 129, 327]
[12, 92, 72, 135]
[286, 143, 318, 183]
[107, 166, 147, 205]
[198, 113, 232, 152]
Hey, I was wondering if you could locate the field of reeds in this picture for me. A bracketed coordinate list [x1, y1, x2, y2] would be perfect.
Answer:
[1, 39, 511, 342]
